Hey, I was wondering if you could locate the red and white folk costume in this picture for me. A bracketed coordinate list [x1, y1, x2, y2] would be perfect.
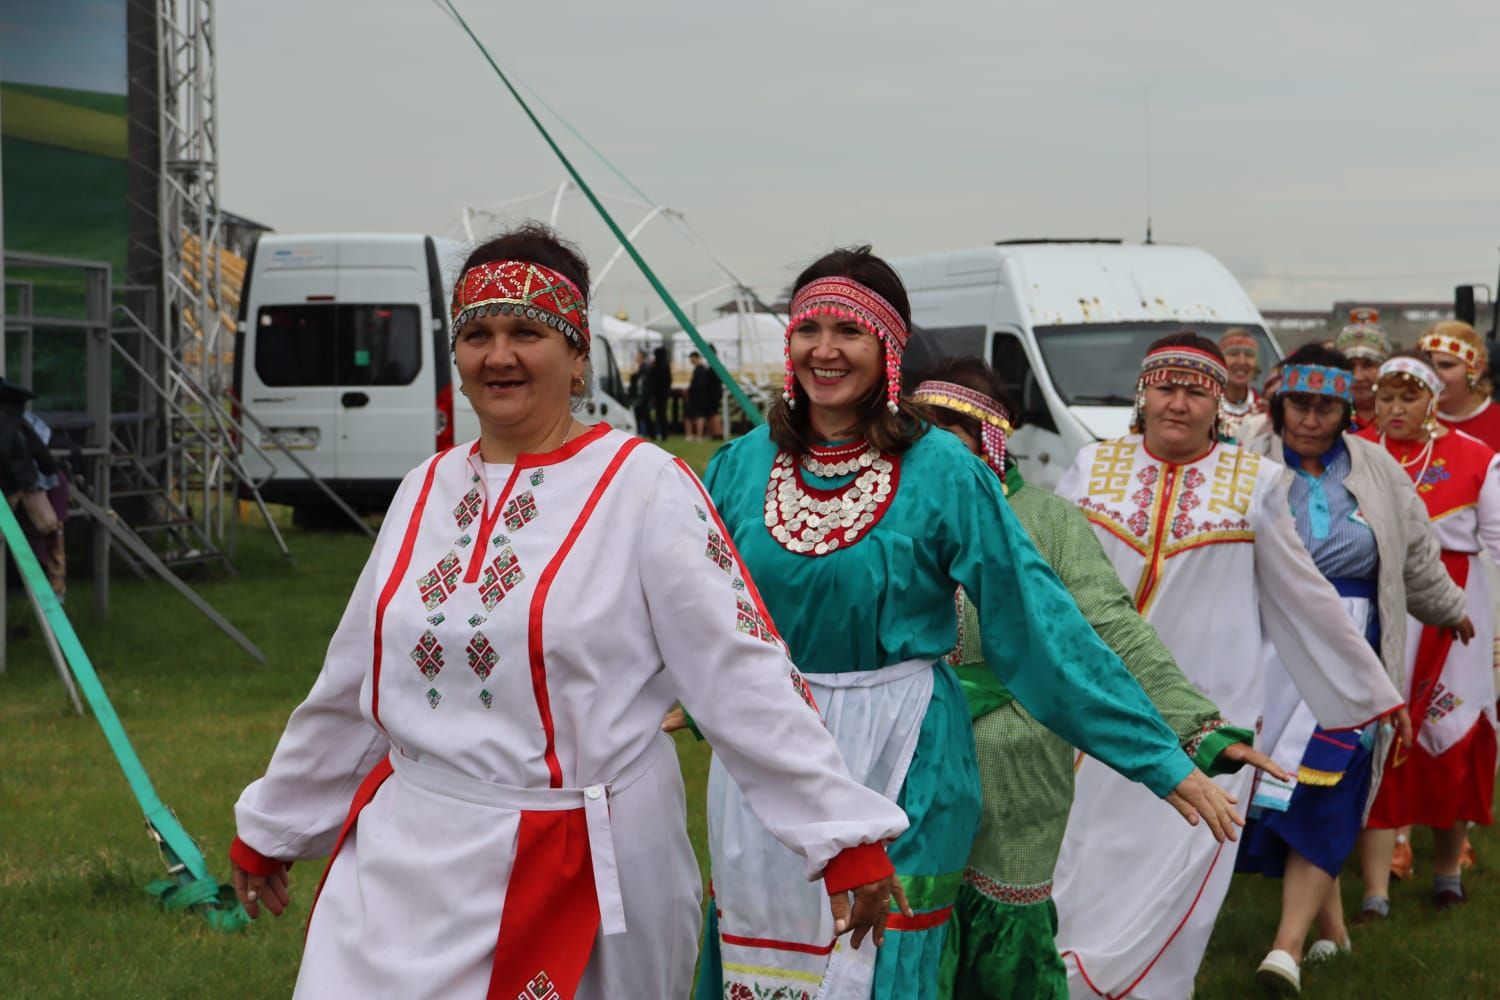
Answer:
[232, 261, 907, 1000]
[1361, 356, 1500, 831]
[1050, 345, 1402, 1000]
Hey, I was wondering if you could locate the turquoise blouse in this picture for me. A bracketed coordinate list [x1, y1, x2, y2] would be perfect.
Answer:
[704, 425, 1193, 798]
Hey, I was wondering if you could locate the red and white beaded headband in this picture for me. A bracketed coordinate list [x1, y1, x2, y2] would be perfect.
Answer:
[450, 259, 590, 353]
[1418, 330, 1485, 376]
[1377, 357, 1443, 398]
[910, 379, 1012, 477]
[784, 277, 910, 414]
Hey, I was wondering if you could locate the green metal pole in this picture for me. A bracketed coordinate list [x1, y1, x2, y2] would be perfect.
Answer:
[0, 492, 246, 929]
[442, 1, 766, 426]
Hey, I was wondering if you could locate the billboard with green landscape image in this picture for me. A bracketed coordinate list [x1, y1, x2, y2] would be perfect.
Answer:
[1, 0, 128, 408]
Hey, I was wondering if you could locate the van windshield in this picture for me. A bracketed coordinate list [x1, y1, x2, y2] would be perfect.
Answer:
[1033, 322, 1278, 405]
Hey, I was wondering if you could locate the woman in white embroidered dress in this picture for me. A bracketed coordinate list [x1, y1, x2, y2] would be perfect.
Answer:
[228, 224, 909, 1000]
[1050, 331, 1408, 1000]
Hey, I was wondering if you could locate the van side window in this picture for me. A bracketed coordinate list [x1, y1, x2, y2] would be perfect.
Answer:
[255, 304, 421, 387]
[991, 332, 1056, 433]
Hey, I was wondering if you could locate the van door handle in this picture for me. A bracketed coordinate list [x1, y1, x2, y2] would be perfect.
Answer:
[341, 392, 370, 408]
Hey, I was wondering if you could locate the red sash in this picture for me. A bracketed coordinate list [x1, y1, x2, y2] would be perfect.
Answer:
[487, 808, 600, 1000]
[1399, 550, 1470, 761]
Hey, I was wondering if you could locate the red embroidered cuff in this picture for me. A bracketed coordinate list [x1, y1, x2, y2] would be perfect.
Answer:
[230, 836, 286, 877]
[822, 842, 894, 895]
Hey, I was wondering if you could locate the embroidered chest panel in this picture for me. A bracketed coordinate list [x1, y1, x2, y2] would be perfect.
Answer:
[1076, 443, 1259, 612]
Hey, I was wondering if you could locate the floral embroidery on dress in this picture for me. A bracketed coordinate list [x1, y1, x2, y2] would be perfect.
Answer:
[735, 595, 776, 644]
[1171, 512, 1193, 539]
[732, 577, 745, 592]
[457, 533, 473, 548]
[1416, 459, 1451, 493]
[1130, 486, 1155, 509]
[453, 488, 483, 530]
[479, 688, 493, 710]
[695, 504, 707, 522]
[1177, 490, 1201, 512]
[426, 612, 445, 626]
[1126, 509, 1150, 536]
[502, 491, 540, 533]
[479, 546, 525, 611]
[725, 981, 810, 1000]
[529, 469, 545, 487]
[963, 867, 1052, 905]
[1184, 718, 1230, 759]
[467, 631, 498, 680]
[705, 530, 734, 573]
[1183, 467, 1206, 490]
[468, 613, 487, 627]
[1137, 466, 1159, 486]
[492, 532, 510, 547]
[410, 630, 444, 680]
[416, 550, 463, 610]
[519, 972, 559, 1000]
[426, 687, 442, 709]
[790, 669, 819, 713]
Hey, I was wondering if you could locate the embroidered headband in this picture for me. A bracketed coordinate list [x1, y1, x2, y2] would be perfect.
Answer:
[1377, 357, 1443, 398]
[1335, 323, 1391, 363]
[1418, 324, 1486, 377]
[784, 276, 910, 414]
[1136, 346, 1228, 397]
[450, 259, 590, 353]
[1219, 330, 1258, 355]
[1278, 363, 1353, 404]
[910, 379, 1012, 477]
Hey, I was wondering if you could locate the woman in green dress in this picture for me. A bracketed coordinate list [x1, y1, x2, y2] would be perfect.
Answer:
[907, 357, 1282, 999]
[692, 247, 1251, 1000]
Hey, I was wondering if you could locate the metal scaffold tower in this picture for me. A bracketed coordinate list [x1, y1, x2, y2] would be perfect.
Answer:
[156, 0, 233, 560]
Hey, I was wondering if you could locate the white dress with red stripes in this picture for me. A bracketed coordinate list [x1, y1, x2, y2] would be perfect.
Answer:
[233, 425, 908, 999]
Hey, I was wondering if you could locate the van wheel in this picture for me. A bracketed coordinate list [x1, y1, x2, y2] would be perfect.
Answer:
[292, 503, 360, 532]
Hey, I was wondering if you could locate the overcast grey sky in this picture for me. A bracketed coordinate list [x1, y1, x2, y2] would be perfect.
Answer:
[220, 0, 1500, 321]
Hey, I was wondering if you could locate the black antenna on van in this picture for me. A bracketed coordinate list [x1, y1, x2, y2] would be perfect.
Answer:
[1143, 85, 1155, 245]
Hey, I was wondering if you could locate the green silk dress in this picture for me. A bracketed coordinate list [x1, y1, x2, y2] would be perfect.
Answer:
[938, 465, 1252, 1000]
[694, 426, 1199, 1000]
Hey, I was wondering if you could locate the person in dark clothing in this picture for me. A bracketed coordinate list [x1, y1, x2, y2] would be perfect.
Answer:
[648, 346, 673, 439]
[686, 351, 724, 441]
[628, 348, 657, 438]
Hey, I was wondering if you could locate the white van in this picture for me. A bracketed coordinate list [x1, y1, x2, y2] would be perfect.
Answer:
[234, 233, 632, 518]
[892, 240, 1280, 489]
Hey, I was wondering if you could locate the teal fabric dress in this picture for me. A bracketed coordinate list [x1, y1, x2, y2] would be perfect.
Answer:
[694, 426, 1195, 999]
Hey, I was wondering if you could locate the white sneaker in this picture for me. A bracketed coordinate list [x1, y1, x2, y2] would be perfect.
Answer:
[1256, 949, 1301, 994]
[1305, 936, 1352, 963]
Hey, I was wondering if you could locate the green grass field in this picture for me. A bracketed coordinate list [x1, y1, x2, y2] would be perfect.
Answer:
[0, 436, 1494, 997]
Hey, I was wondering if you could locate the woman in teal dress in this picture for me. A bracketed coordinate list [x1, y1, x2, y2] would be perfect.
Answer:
[692, 247, 1248, 1000]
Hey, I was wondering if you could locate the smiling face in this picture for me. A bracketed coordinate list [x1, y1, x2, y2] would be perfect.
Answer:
[787, 312, 884, 434]
[1373, 376, 1434, 442]
[1140, 381, 1219, 461]
[1223, 344, 1258, 390]
[453, 311, 584, 436]
[1280, 392, 1347, 458]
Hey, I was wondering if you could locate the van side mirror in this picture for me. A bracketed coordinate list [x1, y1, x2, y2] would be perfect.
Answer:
[1456, 285, 1478, 326]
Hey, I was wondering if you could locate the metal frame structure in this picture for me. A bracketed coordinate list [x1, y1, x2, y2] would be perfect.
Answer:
[157, 0, 232, 555]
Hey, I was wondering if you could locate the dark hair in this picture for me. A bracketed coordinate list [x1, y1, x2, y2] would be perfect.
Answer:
[461, 222, 590, 302]
[1129, 330, 1227, 434]
[653, 346, 668, 363]
[904, 356, 1020, 443]
[767, 245, 925, 454]
[689, 351, 702, 361]
[1269, 343, 1353, 434]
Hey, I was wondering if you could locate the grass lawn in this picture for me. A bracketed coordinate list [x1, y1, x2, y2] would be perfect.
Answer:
[1, 434, 1495, 997]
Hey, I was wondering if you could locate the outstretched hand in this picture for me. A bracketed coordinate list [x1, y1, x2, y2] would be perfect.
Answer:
[232, 860, 291, 919]
[1164, 770, 1243, 843]
[1215, 742, 1290, 783]
[828, 873, 911, 950]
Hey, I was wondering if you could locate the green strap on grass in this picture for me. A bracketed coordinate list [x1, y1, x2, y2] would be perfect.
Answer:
[0, 491, 247, 931]
[441, 0, 766, 426]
